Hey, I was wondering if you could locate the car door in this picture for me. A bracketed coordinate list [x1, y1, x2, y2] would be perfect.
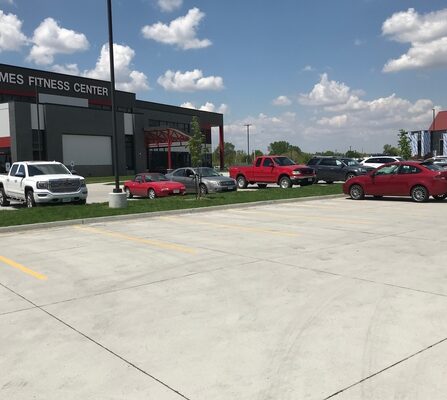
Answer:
[133, 175, 145, 197]
[8, 163, 26, 199]
[367, 164, 400, 195]
[317, 158, 337, 182]
[254, 157, 275, 182]
[393, 164, 422, 195]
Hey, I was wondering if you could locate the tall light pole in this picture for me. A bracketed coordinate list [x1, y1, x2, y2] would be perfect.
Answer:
[244, 123, 251, 163]
[107, 0, 121, 194]
[432, 108, 436, 155]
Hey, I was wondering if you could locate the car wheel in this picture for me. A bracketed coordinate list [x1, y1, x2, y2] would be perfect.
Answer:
[346, 173, 356, 181]
[411, 185, 428, 202]
[257, 183, 267, 189]
[199, 183, 208, 196]
[237, 175, 248, 189]
[279, 176, 292, 189]
[433, 193, 447, 201]
[0, 186, 10, 206]
[124, 187, 133, 199]
[26, 190, 36, 208]
[148, 188, 156, 199]
[349, 184, 364, 200]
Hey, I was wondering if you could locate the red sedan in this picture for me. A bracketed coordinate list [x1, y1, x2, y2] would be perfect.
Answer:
[123, 173, 185, 199]
[343, 162, 447, 202]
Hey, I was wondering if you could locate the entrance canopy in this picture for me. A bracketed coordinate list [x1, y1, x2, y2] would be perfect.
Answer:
[144, 128, 191, 170]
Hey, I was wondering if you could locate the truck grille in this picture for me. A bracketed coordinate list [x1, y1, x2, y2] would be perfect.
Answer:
[49, 179, 81, 193]
[298, 168, 315, 175]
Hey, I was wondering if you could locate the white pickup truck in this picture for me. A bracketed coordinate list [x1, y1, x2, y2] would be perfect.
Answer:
[0, 161, 88, 207]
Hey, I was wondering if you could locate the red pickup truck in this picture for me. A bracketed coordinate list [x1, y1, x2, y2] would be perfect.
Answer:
[229, 156, 316, 189]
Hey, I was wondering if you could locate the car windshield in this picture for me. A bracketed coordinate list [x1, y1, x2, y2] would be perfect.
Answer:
[195, 167, 221, 177]
[144, 173, 168, 182]
[273, 157, 296, 166]
[28, 163, 71, 176]
[342, 159, 361, 166]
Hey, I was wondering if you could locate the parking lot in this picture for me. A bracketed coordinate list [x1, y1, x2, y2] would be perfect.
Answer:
[1, 197, 447, 399]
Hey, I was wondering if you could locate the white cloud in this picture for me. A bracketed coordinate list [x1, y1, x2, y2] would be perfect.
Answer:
[53, 44, 149, 93]
[317, 114, 348, 128]
[223, 75, 437, 154]
[27, 17, 89, 65]
[302, 65, 314, 72]
[354, 38, 365, 46]
[299, 73, 354, 106]
[382, 8, 447, 72]
[158, 69, 223, 92]
[180, 101, 228, 114]
[273, 95, 292, 106]
[141, 7, 211, 50]
[158, 0, 182, 12]
[0, 10, 27, 52]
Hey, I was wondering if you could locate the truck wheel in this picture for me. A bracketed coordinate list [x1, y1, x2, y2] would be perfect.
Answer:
[237, 175, 248, 189]
[0, 187, 10, 206]
[26, 190, 36, 208]
[279, 176, 292, 189]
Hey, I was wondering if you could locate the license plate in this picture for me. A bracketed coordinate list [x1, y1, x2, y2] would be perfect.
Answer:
[173, 189, 179, 194]
[62, 198, 71, 203]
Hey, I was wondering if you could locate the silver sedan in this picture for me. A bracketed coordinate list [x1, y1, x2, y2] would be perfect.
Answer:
[166, 167, 237, 195]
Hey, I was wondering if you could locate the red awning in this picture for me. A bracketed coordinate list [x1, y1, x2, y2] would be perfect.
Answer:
[0, 137, 11, 148]
[429, 111, 447, 131]
[144, 128, 191, 147]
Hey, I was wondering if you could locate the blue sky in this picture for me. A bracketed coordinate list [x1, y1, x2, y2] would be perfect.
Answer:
[1, 0, 446, 154]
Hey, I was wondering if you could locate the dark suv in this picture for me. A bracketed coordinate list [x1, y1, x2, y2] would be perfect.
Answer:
[307, 157, 369, 183]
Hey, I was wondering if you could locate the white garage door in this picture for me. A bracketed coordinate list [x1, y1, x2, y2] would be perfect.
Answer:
[62, 134, 112, 166]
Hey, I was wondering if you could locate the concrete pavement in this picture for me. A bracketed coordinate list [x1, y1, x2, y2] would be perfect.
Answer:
[1, 197, 447, 399]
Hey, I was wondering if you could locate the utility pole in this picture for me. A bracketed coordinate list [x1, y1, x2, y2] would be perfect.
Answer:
[107, 0, 121, 194]
[244, 123, 251, 163]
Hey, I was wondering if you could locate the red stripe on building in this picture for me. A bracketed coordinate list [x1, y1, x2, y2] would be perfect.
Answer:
[0, 137, 11, 147]
[89, 98, 112, 106]
[0, 89, 36, 98]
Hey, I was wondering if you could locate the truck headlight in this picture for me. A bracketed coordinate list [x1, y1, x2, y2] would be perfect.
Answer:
[292, 170, 301, 175]
[80, 179, 86, 187]
[36, 181, 49, 189]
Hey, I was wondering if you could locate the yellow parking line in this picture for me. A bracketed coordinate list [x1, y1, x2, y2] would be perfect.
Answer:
[229, 209, 375, 225]
[75, 226, 197, 254]
[0, 255, 48, 280]
[159, 216, 300, 237]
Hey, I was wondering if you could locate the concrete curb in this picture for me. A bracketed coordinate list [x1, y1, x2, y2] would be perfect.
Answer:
[0, 194, 346, 234]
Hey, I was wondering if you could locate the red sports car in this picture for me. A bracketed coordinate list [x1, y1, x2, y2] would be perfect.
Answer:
[343, 161, 447, 202]
[123, 173, 186, 199]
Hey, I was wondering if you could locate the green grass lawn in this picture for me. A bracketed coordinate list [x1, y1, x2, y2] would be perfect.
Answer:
[0, 184, 343, 227]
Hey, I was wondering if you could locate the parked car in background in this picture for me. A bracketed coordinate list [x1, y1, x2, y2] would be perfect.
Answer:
[422, 156, 447, 168]
[343, 161, 447, 202]
[360, 156, 403, 169]
[307, 156, 369, 183]
[123, 173, 185, 199]
[166, 167, 237, 195]
[229, 155, 316, 189]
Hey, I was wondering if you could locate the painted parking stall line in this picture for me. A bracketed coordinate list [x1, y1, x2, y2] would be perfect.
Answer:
[159, 216, 301, 237]
[0, 255, 48, 281]
[74, 225, 197, 254]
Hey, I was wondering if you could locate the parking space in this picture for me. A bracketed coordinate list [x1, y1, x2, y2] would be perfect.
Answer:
[1, 197, 447, 399]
